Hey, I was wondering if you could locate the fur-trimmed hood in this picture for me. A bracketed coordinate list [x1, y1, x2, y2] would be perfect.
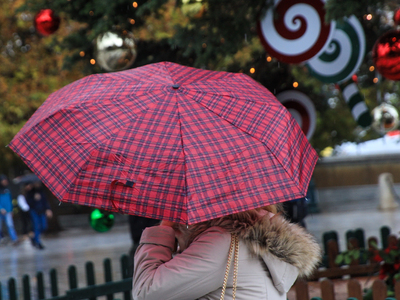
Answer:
[181, 211, 321, 278]
[237, 213, 321, 278]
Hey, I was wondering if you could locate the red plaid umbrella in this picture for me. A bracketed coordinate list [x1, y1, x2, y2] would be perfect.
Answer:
[9, 62, 318, 224]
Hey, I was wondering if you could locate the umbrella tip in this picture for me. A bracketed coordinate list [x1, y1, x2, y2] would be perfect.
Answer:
[172, 84, 180, 89]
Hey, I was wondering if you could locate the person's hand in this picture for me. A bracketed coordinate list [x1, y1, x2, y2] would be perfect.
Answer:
[0, 209, 6, 215]
[160, 220, 180, 252]
[46, 209, 53, 218]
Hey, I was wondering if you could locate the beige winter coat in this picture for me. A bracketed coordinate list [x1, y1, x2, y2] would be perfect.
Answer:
[132, 213, 321, 300]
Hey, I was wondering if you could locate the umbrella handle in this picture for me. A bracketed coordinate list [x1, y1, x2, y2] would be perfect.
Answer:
[109, 179, 136, 213]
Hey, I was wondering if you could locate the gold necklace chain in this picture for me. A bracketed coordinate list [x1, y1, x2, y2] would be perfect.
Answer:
[220, 233, 239, 300]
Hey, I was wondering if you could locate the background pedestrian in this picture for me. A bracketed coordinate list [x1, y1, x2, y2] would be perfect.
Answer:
[26, 182, 52, 249]
[0, 174, 19, 246]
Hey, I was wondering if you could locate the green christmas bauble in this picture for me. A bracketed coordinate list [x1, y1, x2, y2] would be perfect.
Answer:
[89, 209, 115, 232]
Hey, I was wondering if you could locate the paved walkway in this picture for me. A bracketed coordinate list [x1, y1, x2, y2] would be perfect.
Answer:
[1, 184, 400, 300]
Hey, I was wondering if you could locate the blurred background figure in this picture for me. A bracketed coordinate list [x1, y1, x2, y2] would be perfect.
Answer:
[17, 184, 32, 239]
[26, 182, 53, 249]
[0, 174, 19, 246]
[128, 215, 159, 269]
[283, 197, 308, 228]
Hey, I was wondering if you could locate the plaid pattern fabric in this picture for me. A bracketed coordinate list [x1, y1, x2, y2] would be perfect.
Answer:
[9, 62, 318, 224]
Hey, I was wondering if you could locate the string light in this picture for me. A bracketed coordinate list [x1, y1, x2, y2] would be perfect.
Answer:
[266, 56, 272, 62]
[202, 43, 207, 48]
[250, 68, 255, 74]
[373, 77, 379, 83]
[366, 14, 372, 20]
[79, 51, 85, 57]
[89, 11, 94, 16]
[132, 2, 138, 8]
[90, 59, 96, 65]
[293, 82, 299, 88]
[369, 66, 375, 72]
[129, 18, 135, 25]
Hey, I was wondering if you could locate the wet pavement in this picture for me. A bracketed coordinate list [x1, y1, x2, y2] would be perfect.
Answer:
[1, 184, 400, 299]
[0, 217, 132, 299]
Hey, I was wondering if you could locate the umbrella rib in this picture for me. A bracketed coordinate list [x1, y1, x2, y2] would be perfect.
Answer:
[175, 93, 189, 224]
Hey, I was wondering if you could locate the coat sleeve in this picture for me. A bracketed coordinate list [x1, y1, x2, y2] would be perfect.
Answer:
[17, 195, 30, 212]
[132, 226, 231, 300]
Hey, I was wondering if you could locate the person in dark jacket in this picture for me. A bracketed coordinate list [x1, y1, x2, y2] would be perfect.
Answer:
[0, 174, 19, 245]
[26, 182, 52, 249]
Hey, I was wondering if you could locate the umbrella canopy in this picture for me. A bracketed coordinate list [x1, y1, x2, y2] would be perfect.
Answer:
[8, 62, 318, 224]
[13, 173, 41, 185]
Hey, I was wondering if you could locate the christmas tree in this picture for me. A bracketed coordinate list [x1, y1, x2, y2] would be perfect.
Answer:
[2, 0, 400, 174]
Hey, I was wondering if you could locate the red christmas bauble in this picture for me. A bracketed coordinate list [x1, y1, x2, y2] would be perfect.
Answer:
[351, 74, 358, 83]
[34, 9, 60, 36]
[372, 30, 400, 81]
[394, 9, 400, 26]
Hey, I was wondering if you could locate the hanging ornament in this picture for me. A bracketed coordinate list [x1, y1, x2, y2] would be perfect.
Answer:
[276, 90, 317, 140]
[307, 15, 366, 84]
[371, 103, 399, 135]
[34, 9, 60, 36]
[338, 79, 372, 128]
[257, 0, 335, 64]
[94, 31, 137, 72]
[394, 8, 400, 26]
[89, 209, 115, 232]
[372, 30, 400, 81]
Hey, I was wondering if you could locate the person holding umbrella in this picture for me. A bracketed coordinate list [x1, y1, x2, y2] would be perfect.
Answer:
[7, 62, 321, 298]
[131, 204, 320, 300]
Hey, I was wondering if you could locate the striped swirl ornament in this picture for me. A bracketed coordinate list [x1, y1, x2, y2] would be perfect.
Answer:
[276, 90, 317, 140]
[306, 15, 366, 84]
[339, 80, 372, 128]
[257, 0, 335, 64]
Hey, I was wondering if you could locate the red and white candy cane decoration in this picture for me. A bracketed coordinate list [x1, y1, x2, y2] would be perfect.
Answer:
[258, 0, 335, 64]
[276, 90, 317, 140]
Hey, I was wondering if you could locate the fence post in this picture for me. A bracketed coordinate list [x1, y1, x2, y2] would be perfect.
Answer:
[320, 279, 335, 300]
[85, 262, 96, 300]
[120, 254, 131, 300]
[327, 239, 339, 268]
[8, 278, 17, 300]
[0, 282, 2, 300]
[294, 279, 309, 300]
[37, 272, 45, 299]
[49, 269, 59, 297]
[381, 226, 390, 249]
[22, 275, 31, 300]
[348, 238, 360, 265]
[104, 258, 113, 300]
[355, 228, 365, 249]
[323, 231, 338, 254]
[394, 280, 400, 299]
[387, 235, 398, 249]
[68, 265, 78, 289]
[347, 279, 362, 300]
[372, 280, 387, 300]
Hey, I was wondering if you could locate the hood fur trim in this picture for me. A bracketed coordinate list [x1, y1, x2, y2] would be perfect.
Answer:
[237, 214, 321, 278]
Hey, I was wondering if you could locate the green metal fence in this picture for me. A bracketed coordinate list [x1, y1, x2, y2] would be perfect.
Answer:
[0, 254, 132, 300]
